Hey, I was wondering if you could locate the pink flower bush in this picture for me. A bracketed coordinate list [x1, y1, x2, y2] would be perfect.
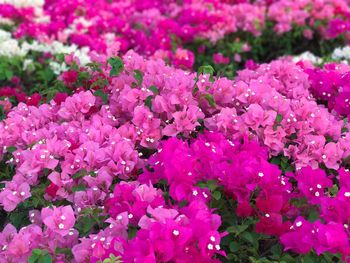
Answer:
[1, 0, 349, 71]
[1, 6, 350, 259]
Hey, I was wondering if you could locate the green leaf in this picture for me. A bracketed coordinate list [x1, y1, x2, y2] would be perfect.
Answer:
[197, 65, 215, 82]
[280, 254, 296, 263]
[270, 244, 282, 258]
[307, 208, 319, 222]
[145, 95, 153, 110]
[197, 180, 217, 191]
[29, 255, 39, 263]
[5, 70, 13, 80]
[270, 157, 280, 165]
[226, 224, 249, 235]
[101, 254, 122, 263]
[134, 70, 143, 86]
[149, 85, 159, 95]
[229, 241, 240, 253]
[128, 226, 138, 239]
[78, 71, 90, 82]
[72, 169, 88, 179]
[303, 253, 317, 263]
[6, 146, 17, 153]
[72, 185, 87, 192]
[86, 62, 103, 73]
[39, 254, 52, 263]
[276, 114, 283, 124]
[330, 184, 339, 196]
[55, 53, 65, 63]
[94, 90, 108, 104]
[91, 78, 108, 89]
[212, 191, 221, 200]
[242, 232, 259, 250]
[28, 249, 52, 263]
[108, 57, 124, 77]
[204, 94, 216, 107]
[74, 216, 96, 236]
[0, 105, 4, 121]
[192, 85, 199, 95]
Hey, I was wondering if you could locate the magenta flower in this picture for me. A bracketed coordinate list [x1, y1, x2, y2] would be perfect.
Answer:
[295, 167, 333, 204]
[213, 53, 230, 65]
[280, 217, 314, 254]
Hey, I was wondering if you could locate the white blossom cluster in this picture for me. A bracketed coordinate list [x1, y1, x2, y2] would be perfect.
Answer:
[0, 30, 26, 57]
[0, 0, 44, 8]
[0, 29, 91, 74]
[291, 46, 350, 65]
[292, 51, 322, 64]
[331, 46, 350, 62]
[0, 0, 49, 22]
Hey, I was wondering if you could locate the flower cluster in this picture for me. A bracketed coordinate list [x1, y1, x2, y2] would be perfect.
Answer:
[143, 132, 350, 261]
[303, 63, 350, 118]
[0, 205, 78, 262]
[1, 1, 350, 261]
[1, 0, 349, 69]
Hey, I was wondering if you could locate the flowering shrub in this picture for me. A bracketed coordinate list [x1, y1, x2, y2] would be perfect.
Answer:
[1, 1, 350, 262]
[0, 50, 349, 262]
[1, 0, 349, 74]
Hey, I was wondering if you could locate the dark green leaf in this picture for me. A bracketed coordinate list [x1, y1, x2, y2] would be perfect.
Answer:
[108, 57, 124, 77]
[28, 249, 52, 263]
[0, 105, 5, 121]
[242, 232, 259, 250]
[5, 70, 13, 80]
[192, 85, 199, 95]
[39, 254, 52, 263]
[149, 85, 159, 95]
[229, 241, 240, 253]
[72, 169, 88, 179]
[145, 95, 153, 110]
[276, 114, 283, 124]
[72, 185, 87, 192]
[212, 191, 221, 200]
[197, 65, 215, 82]
[128, 226, 138, 239]
[307, 208, 319, 222]
[330, 184, 339, 196]
[94, 90, 108, 104]
[226, 224, 249, 235]
[134, 70, 143, 86]
[7, 146, 17, 153]
[204, 94, 216, 107]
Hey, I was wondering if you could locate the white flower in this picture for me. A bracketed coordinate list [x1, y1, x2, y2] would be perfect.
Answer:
[23, 59, 34, 71]
[0, 29, 91, 66]
[0, 0, 44, 8]
[49, 61, 68, 75]
[292, 51, 322, 64]
[332, 46, 350, 60]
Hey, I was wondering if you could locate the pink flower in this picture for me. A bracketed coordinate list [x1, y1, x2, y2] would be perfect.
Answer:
[213, 53, 230, 65]
[163, 105, 204, 136]
[58, 91, 96, 120]
[0, 181, 31, 212]
[295, 167, 333, 204]
[312, 221, 349, 256]
[172, 48, 195, 69]
[322, 143, 344, 169]
[256, 213, 290, 236]
[41, 206, 76, 236]
[280, 217, 314, 254]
